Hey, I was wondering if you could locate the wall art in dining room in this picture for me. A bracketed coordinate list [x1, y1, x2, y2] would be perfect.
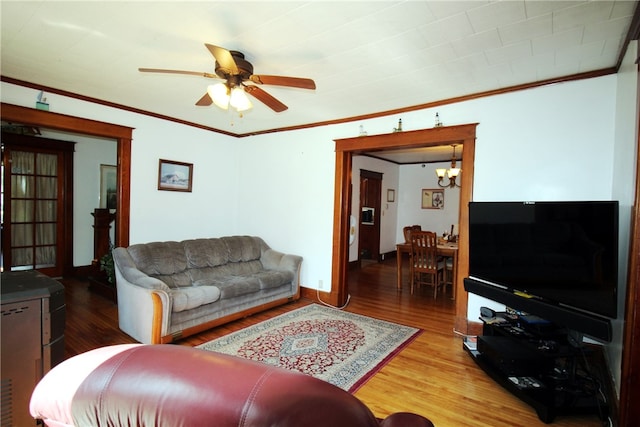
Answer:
[421, 188, 444, 209]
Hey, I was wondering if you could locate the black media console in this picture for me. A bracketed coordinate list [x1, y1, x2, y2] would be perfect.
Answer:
[464, 311, 609, 423]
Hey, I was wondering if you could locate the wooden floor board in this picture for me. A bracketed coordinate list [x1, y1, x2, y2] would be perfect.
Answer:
[61, 258, 605, 426]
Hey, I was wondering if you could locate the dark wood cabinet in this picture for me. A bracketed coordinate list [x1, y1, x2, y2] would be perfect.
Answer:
[88, 208, 117, 302]
[1, 271, 65, 426]
[358, 169, 382, 262]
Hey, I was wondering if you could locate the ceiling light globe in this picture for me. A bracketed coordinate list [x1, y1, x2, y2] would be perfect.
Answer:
[230, 87, 252, 111]
[208, 83, 230, 110]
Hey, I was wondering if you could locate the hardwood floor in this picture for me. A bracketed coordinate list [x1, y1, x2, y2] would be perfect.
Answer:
[62, 259, 606, 427]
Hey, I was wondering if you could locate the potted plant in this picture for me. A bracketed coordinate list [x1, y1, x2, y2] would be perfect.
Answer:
[88, 246, 117, 303]
[99, 250, 115, 285]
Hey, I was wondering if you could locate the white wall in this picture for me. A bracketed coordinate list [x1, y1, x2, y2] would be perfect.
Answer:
[127, 122, 241, 243]
[397, 161, 461, 240]
[232, 127, 337, 291]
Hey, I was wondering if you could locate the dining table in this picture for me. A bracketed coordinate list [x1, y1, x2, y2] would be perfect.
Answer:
[396, 241, 459, 299]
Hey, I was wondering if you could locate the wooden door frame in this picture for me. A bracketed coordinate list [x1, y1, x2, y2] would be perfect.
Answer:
[618, 56, 640, 425]
[1, 103, 132, 251]
[331, 123, 478, 333]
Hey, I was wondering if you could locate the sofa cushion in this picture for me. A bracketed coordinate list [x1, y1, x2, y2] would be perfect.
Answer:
[213, 260, 264, 277]
[222, 236, 261, 262]
[171, 285, 221, 313]
[183, 238, 229, 268]
[253, 270, 295, 290]
[127, 241, 189, 285]
[215, 277, 261, 299]
[153, 272, 192, 288]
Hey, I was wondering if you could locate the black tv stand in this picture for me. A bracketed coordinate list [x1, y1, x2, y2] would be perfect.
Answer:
[464, 311, 609, 423]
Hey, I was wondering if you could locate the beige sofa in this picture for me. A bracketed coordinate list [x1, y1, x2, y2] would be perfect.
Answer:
[112, 236, 302, 344]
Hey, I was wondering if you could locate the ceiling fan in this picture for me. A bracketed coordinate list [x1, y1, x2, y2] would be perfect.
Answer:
[139, 44, 316, 113]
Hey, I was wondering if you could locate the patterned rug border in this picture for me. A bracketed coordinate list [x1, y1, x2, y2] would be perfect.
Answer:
[349, 317, 423, 393]
[197, 304, 423, 393]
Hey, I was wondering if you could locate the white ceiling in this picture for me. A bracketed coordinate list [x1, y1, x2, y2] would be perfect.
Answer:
[1, 1, 637, 148]
[361, 142, 463, 164]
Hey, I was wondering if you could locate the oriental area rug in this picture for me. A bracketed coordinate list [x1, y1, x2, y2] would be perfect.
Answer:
[197, 304, 422, 392]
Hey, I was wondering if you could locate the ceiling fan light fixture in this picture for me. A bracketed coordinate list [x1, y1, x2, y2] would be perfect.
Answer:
[208, 83, 230, 110]
[229, 87, 252, 112]
[140, 44, 315, 113]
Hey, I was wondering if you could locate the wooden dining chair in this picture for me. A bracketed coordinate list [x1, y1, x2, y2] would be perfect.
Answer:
[403, 225, 422, 243]
[410, 231, 445, 297]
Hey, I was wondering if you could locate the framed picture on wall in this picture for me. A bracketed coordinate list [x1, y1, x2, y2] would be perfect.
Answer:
[158, 159, 193, 192]
[421, 188, 444, 209]
[100, 164, 117, 209]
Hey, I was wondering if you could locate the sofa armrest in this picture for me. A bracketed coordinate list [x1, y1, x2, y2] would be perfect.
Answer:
[112, 248, 172, 344]
[260, 248, 302, 293]
[261, 249, 302, 282]
[30, 344, 143, 427]
[112, 248, 171, 291]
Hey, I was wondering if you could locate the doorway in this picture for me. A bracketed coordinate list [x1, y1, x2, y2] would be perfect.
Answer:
[0, 103, 133, 255]
[331, 124, 478, 333]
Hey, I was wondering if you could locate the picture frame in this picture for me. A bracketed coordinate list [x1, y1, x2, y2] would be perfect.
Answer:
[99, 164, 117, 209]
[421, 188, 444, 209]
[387, 189, 395, 202]
[158, 159, 193, 192]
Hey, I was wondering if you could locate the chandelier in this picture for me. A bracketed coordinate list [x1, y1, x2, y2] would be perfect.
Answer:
[435, 144, 461, 188]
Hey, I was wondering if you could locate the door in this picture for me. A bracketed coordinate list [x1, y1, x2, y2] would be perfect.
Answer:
[358, 169, 382, 263]
[1, 132, 74, 277]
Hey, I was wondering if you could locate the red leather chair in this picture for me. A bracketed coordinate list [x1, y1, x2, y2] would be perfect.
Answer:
[30, 344, 434, 427]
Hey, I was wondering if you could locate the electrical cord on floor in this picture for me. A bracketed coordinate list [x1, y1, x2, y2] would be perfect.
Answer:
[316, 288, 351, 310]
[583, 350, 612, 425]
[452, 328, 476, 338]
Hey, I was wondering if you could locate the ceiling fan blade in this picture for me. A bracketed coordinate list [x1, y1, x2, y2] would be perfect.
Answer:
[195, 92, 213, 106]
[250, 75, 316, 90]
[244, 86, 288, 112]
[205, 44, 238, 74]
[138, 68, 217, 78]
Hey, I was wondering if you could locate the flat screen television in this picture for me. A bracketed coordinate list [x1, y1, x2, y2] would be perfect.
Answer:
[466, 201, 619, 342]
